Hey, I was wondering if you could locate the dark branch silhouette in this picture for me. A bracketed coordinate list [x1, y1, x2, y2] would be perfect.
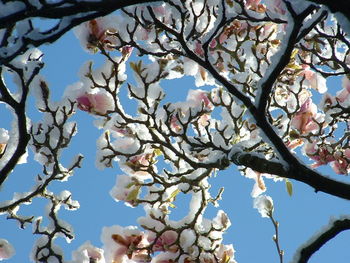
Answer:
[295, 217, 350, 263]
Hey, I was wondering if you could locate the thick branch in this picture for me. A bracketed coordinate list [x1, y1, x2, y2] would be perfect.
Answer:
[257, 4, 316, 113]
[0, 0, 163, 65]
[294, 217, 350, 263]
[0, 0, 162, 29]
[0, 64, 41, 187]
[304, 0, 350, 21]
[230, 151, 350, 200]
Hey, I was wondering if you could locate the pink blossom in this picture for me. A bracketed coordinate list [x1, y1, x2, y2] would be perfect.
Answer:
[0, 239, 15, 261]
[113, 126, 134, 137]
[336, 89, 350, 103]
[170, 115, 182, 132]
[72, 241, 105, 263]
[125, 153, 153, 175]
[343, 76, 350, 92]
[331, 157, 349, 174]
[121, 46, 134, 59]
[197, 113, 210, 127]
[219, 32, 228, 44]
[194, 42, 204, 57]
[0, 128, 8, 156]
[304, 142, 335, 167]
[109, 174, 140, 206]
[77, 92, 113, 115]
[286, 138, 303, 149]
[344, 149, 350, 159]
[148, 231, 178, 253]
[320, 93, 336, 111]
[187, 89, 213, 111]
[245, 0, 266, 12]
[222, 20, 249, 39]
[153, 6, 166, 16]
[272, 0, 286, 15]
[302, 66, 327, 93]
[151, 252, 177, 263]
[83, 19, 117, 50]
[291, 98, 319, 134]
[209, 39, 217, 49]
[110, 232, 149, 262]
[215, 244, 236, 263]
[141, 27, 152, 40]
[245, 0, 260, 9]
[336, 76, 350, 103]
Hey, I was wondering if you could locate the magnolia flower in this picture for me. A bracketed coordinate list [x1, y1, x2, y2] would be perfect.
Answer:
[221, 20, 248, 39]
[291, 98, 319, 134]
[111, 234, 149, 262]
[74, 17, 118, 52]
[148, 231, 178, 253]
[253, 195, 274, 218]
[121, 46, 134, 59]
[123, 153, 154, 176]
[109, 175, 141, 207]
[71, 241, 105, 263]
[331, 157, 349, 174]
[320, 93, 336, 112]
[102, 226, 149, 263]
[336, 76, 350, 104]
[0, 128, 9, 156]
[270, 0, 286, 15]
[151, 252, 177, 263]
[245, 168, 267, 197]
[331, 150, 350, 174]
[76, 92, 113, 115]
[303, 142, 335, 168]
[187, 89, 213, 111]
[302, 66, 327, 93]
[245, 0, 266, 12]
[170, 114, 183, 132]
[194, 42, 204, 57]
[0, 239, 15, 261]
[215, 244, 237, 263]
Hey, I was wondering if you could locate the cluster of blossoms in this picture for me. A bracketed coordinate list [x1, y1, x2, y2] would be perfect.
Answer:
[63, 0, 350, 262]
[2, 0, 350, 262]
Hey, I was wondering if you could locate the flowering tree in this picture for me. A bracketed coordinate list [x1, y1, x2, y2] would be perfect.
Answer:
[1, 0, 350, 262]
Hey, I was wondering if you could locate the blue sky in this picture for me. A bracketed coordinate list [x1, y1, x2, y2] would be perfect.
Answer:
[1, 22, 350, 263]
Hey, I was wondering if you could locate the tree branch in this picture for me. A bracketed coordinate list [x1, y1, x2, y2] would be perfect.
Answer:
[0, 0, 162, 29]
[293, 217, 350, 263]
[0, 0, 163, 65]
[230, 151, 350, 200]
[304, 0, 350, 21]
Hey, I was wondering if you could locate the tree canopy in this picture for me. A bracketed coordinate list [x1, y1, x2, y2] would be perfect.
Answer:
[1, 0, 350, 262]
